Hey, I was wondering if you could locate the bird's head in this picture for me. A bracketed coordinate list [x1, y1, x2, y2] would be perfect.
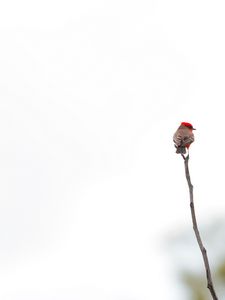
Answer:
[181, 122, 196, 130]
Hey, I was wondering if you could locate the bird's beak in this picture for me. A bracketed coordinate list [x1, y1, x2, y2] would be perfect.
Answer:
[193, 128, 196, 130]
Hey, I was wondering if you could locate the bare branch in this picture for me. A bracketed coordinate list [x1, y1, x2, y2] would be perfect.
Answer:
[183, 155, 218, 300]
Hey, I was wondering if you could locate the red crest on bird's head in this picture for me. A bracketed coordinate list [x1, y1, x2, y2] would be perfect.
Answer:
[181, 122, 196, 130]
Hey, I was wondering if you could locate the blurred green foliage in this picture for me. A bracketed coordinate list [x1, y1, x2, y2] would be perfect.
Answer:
[170, 219, 225, 300]
[216, 259, 225, 282]
[181, 259, 225, 299]
[182, 272, 209, 300]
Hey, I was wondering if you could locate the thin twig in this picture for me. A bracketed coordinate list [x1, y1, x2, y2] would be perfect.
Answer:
[182, 154, 218, 300]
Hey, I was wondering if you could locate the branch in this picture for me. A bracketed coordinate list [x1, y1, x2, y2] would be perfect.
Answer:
[183, 155, 218, 300]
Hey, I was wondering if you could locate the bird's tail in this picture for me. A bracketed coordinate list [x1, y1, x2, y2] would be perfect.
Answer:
[175, 146, 186, 154]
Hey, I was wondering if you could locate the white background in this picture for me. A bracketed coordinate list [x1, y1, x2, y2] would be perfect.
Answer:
[0, 0, 225, 299]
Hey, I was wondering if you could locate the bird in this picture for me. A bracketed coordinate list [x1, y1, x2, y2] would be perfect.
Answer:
[173, 122, 196, 154]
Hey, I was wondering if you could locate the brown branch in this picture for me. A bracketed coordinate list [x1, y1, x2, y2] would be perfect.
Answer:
[182, 154, 218, 300]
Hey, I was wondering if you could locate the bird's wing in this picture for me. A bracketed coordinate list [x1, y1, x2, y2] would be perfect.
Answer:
[173, 131, 184, 146]
[182, 134, 194, 146]
[173, 129, 194, 147]
[173, 133, 182, 147]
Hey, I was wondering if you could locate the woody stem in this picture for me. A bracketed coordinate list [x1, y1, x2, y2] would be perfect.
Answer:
[183, 155, 218, 300]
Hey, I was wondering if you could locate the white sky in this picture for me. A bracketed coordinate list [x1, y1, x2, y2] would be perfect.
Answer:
[1, 0, 225, 299]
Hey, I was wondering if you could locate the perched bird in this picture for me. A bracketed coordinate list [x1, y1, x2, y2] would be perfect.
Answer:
[173, 122, 196, 154]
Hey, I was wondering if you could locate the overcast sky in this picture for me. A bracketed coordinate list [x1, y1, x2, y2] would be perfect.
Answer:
[1, 1, 225, 299]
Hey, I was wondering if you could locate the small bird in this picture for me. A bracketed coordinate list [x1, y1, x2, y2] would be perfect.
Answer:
[173, 122, 196, 154]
